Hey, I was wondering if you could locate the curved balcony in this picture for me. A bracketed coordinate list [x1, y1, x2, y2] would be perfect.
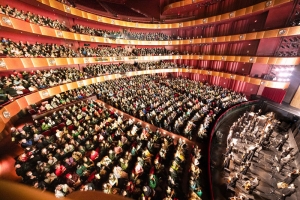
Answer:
[0, 68, 289, 133]
[1, 13, 300, 46]
[1, 55, 299, 71]
[35, 0, 292, 29]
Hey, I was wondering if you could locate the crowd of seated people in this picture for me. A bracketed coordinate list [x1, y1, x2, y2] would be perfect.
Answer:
[0, 38, 182, 58]
[71, 25, 122, 39]
[0, 5, 70, 31]
[0, 67, 87, 104]
[0, 3, 184, 42]
[13, 99, 202, 199]
[83, 61, 179, 76]
[0, 38, 78, 58]
[28, 85, 97, 115]
[0, 60, 186, 105]
[26, 62, 178, 113]
[132, 48, 180, 56]
[56, 0, 76, 7]
[78, 46, 134, 57]
[123, 30, 174, 41]
[97, 74, 247, 140]
[71, 25, 180, 41]
[224, 111, 299, 200]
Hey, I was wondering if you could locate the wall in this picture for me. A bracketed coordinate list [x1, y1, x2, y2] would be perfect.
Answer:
[264, 3, 294, 30]
[284, 65, 300, 104]
[290, 85, 300, 109]
[256, 38, 281, 56]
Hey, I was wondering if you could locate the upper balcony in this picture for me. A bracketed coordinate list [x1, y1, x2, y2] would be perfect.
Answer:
[31, 0, 293, 29]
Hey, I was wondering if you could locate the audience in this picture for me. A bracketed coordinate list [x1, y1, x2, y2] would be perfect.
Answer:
[28, 85, 96, 115]
[71, 25, 122, 38]
[123, 30, 175, 41]
[0, 67, 87, 103]
[13, 99, 201, 199]
[0, 38, 183, 58]
[83, 61, 178, 76]
[0, 4, 183, 42]
[0, 61, 184, 104]
[98, 74, 247, 140]
[56, 0, 75, 7]
[0, 5, 69, 31]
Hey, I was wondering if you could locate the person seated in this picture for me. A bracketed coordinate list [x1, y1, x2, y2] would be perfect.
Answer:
[54, 184, 72, 198]
[65, 172, 81, 189]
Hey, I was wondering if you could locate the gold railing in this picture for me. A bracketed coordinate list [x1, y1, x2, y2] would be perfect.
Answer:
[1, 55, 299, 71]
[36, 0, 292, 29]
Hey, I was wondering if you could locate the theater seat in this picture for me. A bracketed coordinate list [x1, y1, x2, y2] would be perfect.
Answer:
[68, 124, 75, 131]
[42, 130, 51, 136]
[28, 109, 37, 115]
[58, 123, 65, 130]
[51, 126, 59, 134]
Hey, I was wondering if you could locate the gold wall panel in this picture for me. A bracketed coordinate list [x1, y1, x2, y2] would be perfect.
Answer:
[60, 84, 69, 92]
[290, 86, 300, 109]
[223, 73, 231, 79]
[252, 2, 265, 12]
[0, 116, 5, 131]
[36, 0, 292, 29]
[264, 80, 290, 89]
[66, 82, 78, 90]
[0, 107, 10, 124]
[4, 101, 21, 119]
[31, 58, 49, 68]
[48, 86, 62, 96]
[25, 92, 42, 105]
[30, 23, 42, 34]
[250, 78, 262, 85]
[264, 29, 279, 38]
[16, 97, 29, 109]
[235, 75, 245, 81]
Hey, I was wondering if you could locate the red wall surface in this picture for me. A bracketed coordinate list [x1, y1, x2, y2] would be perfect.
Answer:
[264, 3, 293, 30]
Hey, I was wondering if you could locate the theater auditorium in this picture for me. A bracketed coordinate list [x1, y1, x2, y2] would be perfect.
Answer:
[0, 0, 300, 200]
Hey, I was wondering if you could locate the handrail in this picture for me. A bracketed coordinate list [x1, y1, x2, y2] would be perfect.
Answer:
[1, 13, 300, 46]
[35, 0, 292, 29]
[0, 55, 299, 71]
[207, 100, 259, 200]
